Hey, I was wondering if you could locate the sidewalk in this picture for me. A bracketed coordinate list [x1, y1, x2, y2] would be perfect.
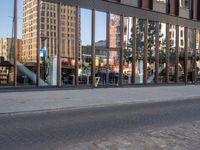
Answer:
[0, 85, 200, 114]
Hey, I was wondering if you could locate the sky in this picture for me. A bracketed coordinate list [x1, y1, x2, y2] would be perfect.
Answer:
[0, 0, 106, 44]
[0, 0, 23, 38]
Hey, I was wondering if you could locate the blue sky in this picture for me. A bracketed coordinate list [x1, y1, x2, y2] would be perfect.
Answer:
[0, 0, 23, 38]
[0, 1, 106, 44]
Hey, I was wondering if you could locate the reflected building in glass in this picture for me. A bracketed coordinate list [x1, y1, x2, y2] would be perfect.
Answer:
[1, 0, 200, 88]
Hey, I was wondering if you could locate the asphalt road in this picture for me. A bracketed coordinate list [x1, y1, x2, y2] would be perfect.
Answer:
[1, 98, 200, 150]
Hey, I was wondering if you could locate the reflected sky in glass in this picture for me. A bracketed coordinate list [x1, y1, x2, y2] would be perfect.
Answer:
[0, 0, 106, 44]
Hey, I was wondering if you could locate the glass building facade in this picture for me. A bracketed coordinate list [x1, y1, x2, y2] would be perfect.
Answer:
[0, 0, 200, 89]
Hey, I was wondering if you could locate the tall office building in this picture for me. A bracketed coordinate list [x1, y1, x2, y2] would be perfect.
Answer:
[22, 0, 80, 63]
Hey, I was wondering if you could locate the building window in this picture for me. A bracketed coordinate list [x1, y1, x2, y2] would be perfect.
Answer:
[180, 0, 191, 9]
[155, 0, 167, 3]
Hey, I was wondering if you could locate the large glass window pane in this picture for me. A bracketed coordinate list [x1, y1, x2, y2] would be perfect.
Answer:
[158, 23, 167, 83]
[169, 25, 176, 82]
[136, 19, 145, 84]
[61, 5, 77, 86]
[0, 0, 14, 87]
[107, 13, 120, 86]
[196, 30, 200, 82]
[187, 28, 195, 83]
[147, 21, 156, 83]
[179, 26, 185, 82]
[108, 14, 120, 86]
[79, 8, 91, 85]
[95, 11, 107, 86]
[39, 1, 58, 86]
[123, 16, 132, 85]
[17, 0, 38, 86]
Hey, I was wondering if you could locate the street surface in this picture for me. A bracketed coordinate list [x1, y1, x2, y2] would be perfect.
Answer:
[0, 98, 200, 150]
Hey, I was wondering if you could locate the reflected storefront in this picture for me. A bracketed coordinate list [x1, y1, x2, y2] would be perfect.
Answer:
[158, 23, 167, 83]
[1, 0, 200, 89]
[196, 30, 200, 82]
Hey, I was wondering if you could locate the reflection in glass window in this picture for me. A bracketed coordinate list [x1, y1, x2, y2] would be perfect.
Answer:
[79, 9, 91, 85]
[147, 21, 156, 83]
[169, 25, 176, 82]
[61, 5, 77, 86]
[95, 11, 107, 86]
[179, 26, 185, 82]
[158, 23, 167, 83]
[123, 17, 133, 84]
[196, 30, 200, 82]
[188, 28, 195, 83]
[39, 1, 58, 86]
[109, 14, 121, 48]
[136, 19, 145, 84]
[180, 0, 191, 9]
[17, 0, 38, 86]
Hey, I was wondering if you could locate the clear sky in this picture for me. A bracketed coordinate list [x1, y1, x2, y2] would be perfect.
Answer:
[0, 1, 106, 44]
[0, 0, 23, 38]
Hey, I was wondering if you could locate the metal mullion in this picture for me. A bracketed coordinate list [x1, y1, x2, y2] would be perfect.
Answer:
[155, 21, 159, 84]
[106, 12, 110, 85]
[57, 0, 61, 87]
[184, 27, 189, 83]
[36, 0, 41, 87]
[91, 9, 96, 87]
[119, 15, 124, 86]
[175, 25, 179, 83]
[143, 18, 148, 84]
[13, 0, 18, 88]
[166, 23, 170, 83]
[132, 17, 136, 85]
[193, 29, 197, 83]
[75, 6, 79, 86]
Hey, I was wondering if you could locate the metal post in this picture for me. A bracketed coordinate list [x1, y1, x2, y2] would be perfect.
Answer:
[143, 18, 148, 84]
[57, 0, 61, 87]
[166, 23, 170, 83]
[185, 27, 189, 84]
[91, 9, 96, 87]
[13, 0, 18, 88]
[106, 12, 110, 85]
[194, 29, 197, 83]
[36, 0, 41, 87]
[132, 17, 136, 85]
[175, 25, 179, 83]
[119, 15, 124, 86]
[155, 21, 159, 84]
[75, 6, 79, 86]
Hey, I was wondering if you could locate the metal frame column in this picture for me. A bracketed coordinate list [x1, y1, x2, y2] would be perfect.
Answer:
[57, 0, 61, 87]
[106, 12, 110, 85]
[166, 23, 170, 83]
[13, 0, 18, 88]
[194, 29, 197, 83]
[36, 0, 41, 87]
[155, 21, 159, 84]
[75, 6, 79, 86]
[119, 14, 124, 86]
[132, 17, 137, 85]
[91, 9, 96, 87]
[143, 18, 148, 84]
[184, 27, 189, 83]
[175, 25, 179, 83]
